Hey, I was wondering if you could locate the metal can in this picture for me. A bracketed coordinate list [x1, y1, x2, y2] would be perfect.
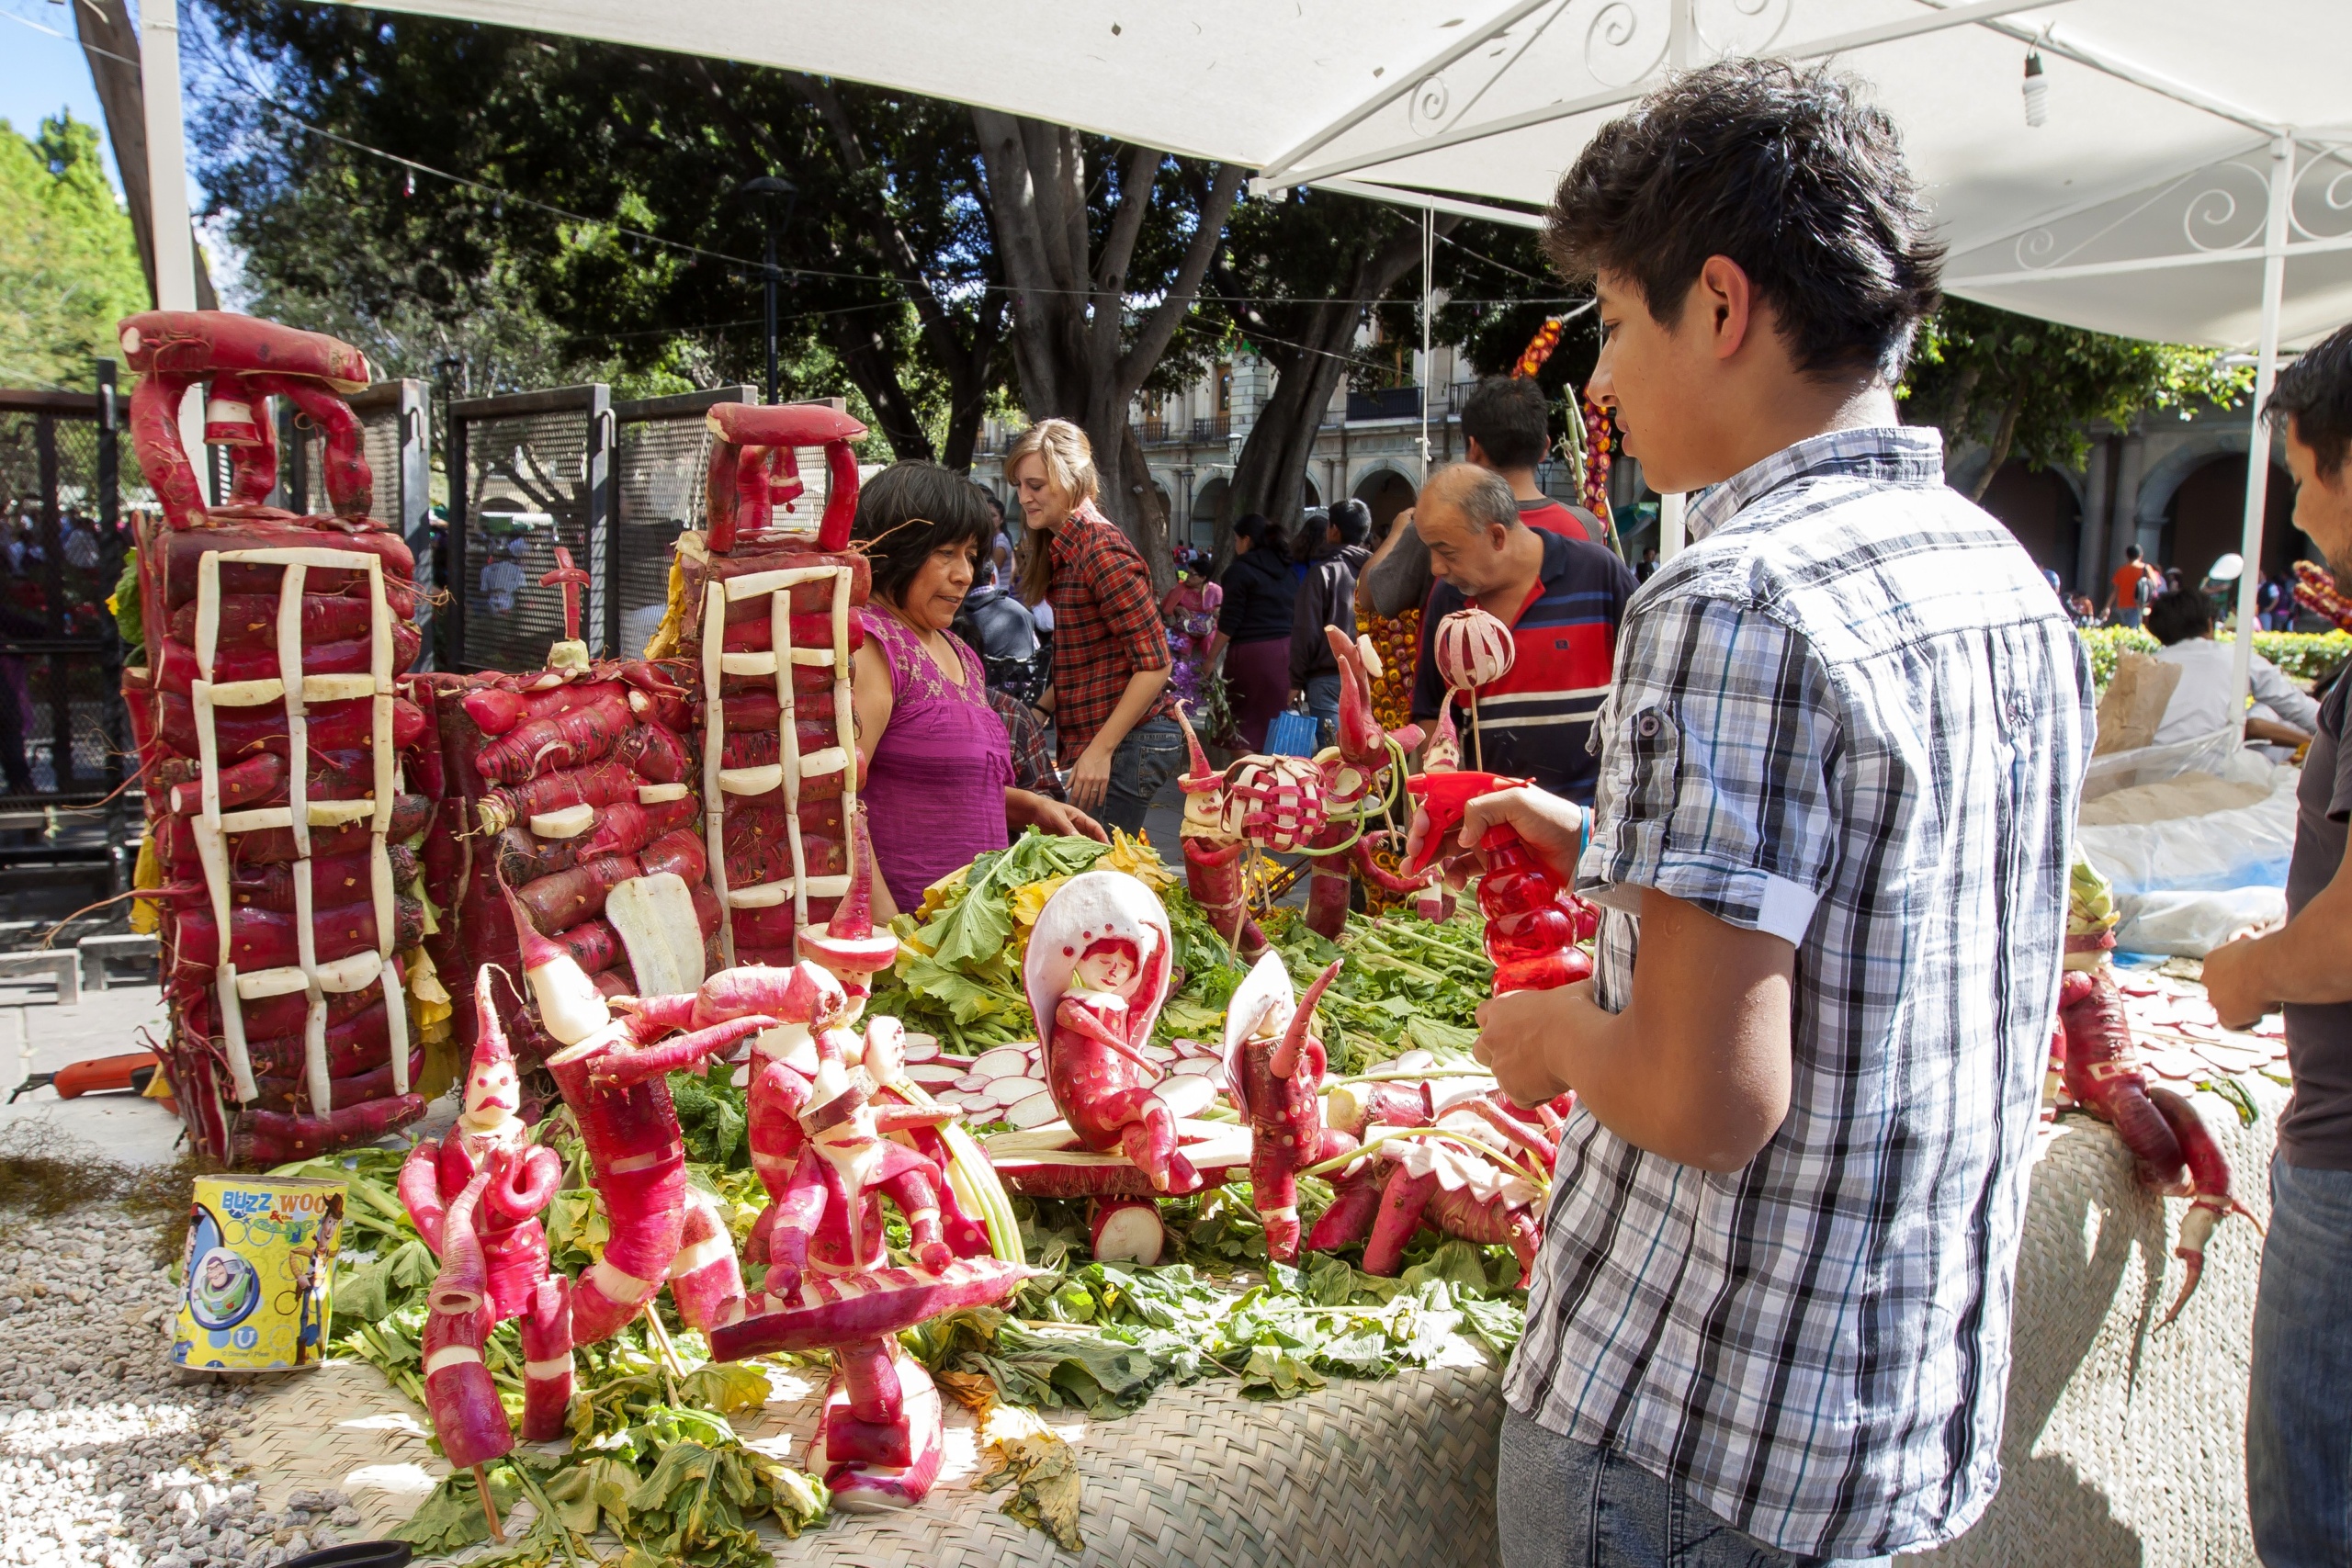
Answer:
[172, 1174, 348, 1371]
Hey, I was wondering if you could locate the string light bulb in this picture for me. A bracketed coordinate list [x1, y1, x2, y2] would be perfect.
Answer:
[2022, 51, 2049, 128]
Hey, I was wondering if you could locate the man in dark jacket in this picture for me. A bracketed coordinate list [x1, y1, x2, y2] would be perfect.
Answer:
[1289, 499, 1372, 748]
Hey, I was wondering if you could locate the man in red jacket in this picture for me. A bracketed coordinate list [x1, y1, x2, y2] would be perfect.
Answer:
[1461, 375, 1611, 545]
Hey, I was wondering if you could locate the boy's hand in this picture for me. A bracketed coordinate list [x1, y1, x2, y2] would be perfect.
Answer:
[1404, 785, 1585, 890]
[2201, 936, 2274, 1032]
[1474, 984, 1582, 1107]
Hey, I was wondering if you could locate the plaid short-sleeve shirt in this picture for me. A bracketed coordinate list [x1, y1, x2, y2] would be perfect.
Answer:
[1046, 502, 1173, 761]
[1504, 427, 2095, 1558]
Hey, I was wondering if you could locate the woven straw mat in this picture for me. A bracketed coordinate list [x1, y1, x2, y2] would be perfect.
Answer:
[226, 1343, 1506, 1566]
[226, 1086, 2279, 1567]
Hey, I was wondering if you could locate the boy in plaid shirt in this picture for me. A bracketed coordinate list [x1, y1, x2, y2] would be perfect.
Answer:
[1415, 62, 2091, 1566]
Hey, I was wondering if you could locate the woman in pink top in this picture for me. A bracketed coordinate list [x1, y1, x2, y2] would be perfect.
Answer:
[851, 463, 1102, 917]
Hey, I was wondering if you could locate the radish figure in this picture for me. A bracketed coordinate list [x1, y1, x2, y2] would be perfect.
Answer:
[397, 978, 563, 1322]
[708, 1063, 1029, 1510]
[1223, 952, 1357, 1262]
[1025, 871, 1198, 1193]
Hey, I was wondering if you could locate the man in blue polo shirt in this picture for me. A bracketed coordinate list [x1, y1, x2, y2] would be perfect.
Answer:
[1409, 462, 1635, 804]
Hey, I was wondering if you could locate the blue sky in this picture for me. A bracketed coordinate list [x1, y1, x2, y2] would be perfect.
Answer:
[1, 1, 120, 186]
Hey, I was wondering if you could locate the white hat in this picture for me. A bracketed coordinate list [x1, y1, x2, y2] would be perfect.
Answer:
[2207, 552, 2245, 583]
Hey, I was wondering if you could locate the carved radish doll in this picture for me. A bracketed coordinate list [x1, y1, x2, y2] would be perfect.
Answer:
[1223, 953, 1356, 1262]
[1025, 871, 1198, 1193]
[709, 1063, 1029, 1511]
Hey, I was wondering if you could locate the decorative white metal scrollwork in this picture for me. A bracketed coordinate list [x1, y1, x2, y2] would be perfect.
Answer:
[1408, 73, 1453, 137]
[1585, 0, 1668, 88]
[1693, 0, 1791, 58]
[2183, 159, 2270, 254]
[2012, 227, 2059, 271]
[2289, 142, 2352, 243]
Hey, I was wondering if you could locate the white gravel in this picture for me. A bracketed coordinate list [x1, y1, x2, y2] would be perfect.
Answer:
[0, 1203, 362, 1568]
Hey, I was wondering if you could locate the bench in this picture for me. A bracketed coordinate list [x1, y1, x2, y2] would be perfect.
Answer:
[0, 950, 79, 1007]
[78, 932, 159, 991]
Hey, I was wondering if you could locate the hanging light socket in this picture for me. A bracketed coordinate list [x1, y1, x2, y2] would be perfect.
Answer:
[2022, 51, 2049, 128]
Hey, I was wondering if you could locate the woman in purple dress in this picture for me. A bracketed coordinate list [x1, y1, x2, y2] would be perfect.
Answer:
[851, 463, 1103, 918]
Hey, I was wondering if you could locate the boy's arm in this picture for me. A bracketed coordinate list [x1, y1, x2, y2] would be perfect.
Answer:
[2206, 818, 2352, 1025]
[1479, 888, 1793, 1169]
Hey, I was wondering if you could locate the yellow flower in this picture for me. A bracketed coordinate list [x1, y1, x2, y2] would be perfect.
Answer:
[1102, 829, 1175, 891]
[917, 865, 969, 923]
[1011, 874, 1070, 936]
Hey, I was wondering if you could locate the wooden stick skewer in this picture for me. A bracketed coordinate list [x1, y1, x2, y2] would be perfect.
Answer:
[473, 1464, 503, 1542]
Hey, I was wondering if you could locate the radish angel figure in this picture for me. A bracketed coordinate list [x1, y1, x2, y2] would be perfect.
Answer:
[1024, 869, 1198, 1193]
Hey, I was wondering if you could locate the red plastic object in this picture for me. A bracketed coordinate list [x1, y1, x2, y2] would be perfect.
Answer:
[704, 402, 868, 554]
[1407, 770, 1594, 996]
[539, 546, 590, 641]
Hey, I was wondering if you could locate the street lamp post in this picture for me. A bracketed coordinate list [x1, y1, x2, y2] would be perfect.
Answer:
[734, 175, 797, 404]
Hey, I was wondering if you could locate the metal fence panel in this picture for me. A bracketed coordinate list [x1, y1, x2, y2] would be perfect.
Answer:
[446, 387, 614, 671]
[614, 386, 754, 660]
[0, 380, 129, 808]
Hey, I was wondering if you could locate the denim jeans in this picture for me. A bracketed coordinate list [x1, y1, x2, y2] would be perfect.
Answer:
[1305, 671, 1342, 751]
[1097, 715, 1184, 836]
[1498, 1408, 1891, 1568]
[2248, 1154, 2352, 1566]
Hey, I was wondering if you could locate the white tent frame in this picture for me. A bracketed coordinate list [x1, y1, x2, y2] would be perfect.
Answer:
[137, 0, 2333, 697]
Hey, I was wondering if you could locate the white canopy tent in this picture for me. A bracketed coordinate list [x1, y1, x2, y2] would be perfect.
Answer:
[141, 0, 2352, 693]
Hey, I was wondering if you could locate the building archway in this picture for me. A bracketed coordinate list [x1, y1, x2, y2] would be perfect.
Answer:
[2160, 453, 2300, 583]
[1976, 461, 2084, 588]
[1191, 476, 1229, 545]
[1351, 465, 1418, 538]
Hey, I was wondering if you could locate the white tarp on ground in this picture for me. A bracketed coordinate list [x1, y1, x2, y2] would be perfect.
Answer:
[2076, 734, 2300, 955]
[311, 0, 2352, 351]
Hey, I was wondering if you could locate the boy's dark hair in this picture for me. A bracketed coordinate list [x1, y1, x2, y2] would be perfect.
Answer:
[1330, 498, 1372, 547]
[1544, 59, 1942, 380]
[2146, 587, 2216, 647]
[1461, 377, 1552, 469]
[2267, 320, 2352, 480]
[2125, 545, 2143, 561]
[851, 461, 993, 608]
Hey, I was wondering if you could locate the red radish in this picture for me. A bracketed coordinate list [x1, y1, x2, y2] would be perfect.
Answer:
[1225, 953, 1345, 1262]
[1089, 1196, 1165, 1266]
[157, 523, 413, 605]
[478, 758, 646, 834]
[1326, 1080, 1432, 1139]
[421, 1167, 514, 1472]
[513, 857, 641, 937]
[1425, 1182, 1542, 1287]
[518, 1275, 573, 1442]
[502, 884, 613, 1047]
[588, 1016, 777, 1090]
[219, 846, 418, 915]
[239, 1010, 393, 1083]
[472, 690, 633, 783]
[232, 1093, 425, 1165]
[164, 752, 283, 814]
[250, 1047, 424, 1112]
[154, 624, 421, 695]
[666, 1186, 749, 1333]
[1361, 1168, 1441, 1276]
[639, 828, 708, 885]
[1170, 703, 1268, 956]
[543, 1025, 692, 1343]
[718, 613, 864, 655]
[400, 1138, 449, 1254]
[166, 588, 415, 649]
[151, 794, 433, 870]
[462, 679, 625, 739]
[221, 983, 380, 1043]
[172, 897, 423, 974]
[2146, 1085, 2260, 1325]
[1305, 1163, 1384, 1253]
[796, 809, 899, 993]
[2058, 968, 2187, 1190]
[704, 691, 840, 732]
[628, 723, 692, 784]
[156, 693, 426, 758]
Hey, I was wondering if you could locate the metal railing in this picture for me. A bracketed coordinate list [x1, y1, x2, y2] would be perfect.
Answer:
[1346, 386, 1424, 422]
[1191, 413, 1231, 442]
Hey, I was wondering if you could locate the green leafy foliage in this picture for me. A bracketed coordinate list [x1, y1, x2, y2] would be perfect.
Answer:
[1902, 299, 2251, 496]
[111, 549, 142, 649]
[670, 1060, 749, 1170]
[2073, 625, 2352, 693]
[0, 114, 149, 390]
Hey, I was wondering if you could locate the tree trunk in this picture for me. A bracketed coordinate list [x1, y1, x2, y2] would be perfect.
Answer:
[819, 310, 934, 461]
[1217, 219, 1447, 567]
[1971, 386, 2025, 502]
[972, 107, 1242, 596]
[74, 0, 218, 310]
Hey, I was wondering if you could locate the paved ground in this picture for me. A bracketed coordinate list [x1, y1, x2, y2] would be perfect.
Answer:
[0, 978, 185, 1167]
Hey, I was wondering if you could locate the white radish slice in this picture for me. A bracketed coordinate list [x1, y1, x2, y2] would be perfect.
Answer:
[1003, 1090, 1062, 1130]
[637, 782, 690, 805]
[606, 873, 707, 999]
[1393, 1049, 1438, 1073]
[954, 1073, 992, 1094]
[1138, 1043, 1179, 1064]
[1158, 1075, 1219, 1120]
[1091, 1199, 1165, 1266]
[933, 1053, 978, 1068]
[1169, 1058, 1218, 1077]
[530, 803, 596, 839]
[906, 1064, 962, 1089]
[899, 1033, 940, 1063]
[972, 1047, 1032, 1080]
[989, 1076, 1047, 1109]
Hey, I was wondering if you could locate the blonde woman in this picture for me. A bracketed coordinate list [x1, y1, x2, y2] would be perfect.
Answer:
[1007, 419, 1182, 834]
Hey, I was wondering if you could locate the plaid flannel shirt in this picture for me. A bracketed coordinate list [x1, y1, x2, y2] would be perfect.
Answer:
[1504, 427, 2094, 1557]
[1046, 502, 1173, 761]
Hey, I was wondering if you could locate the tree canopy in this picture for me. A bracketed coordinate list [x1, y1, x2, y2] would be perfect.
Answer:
[0, 114, 149, 389]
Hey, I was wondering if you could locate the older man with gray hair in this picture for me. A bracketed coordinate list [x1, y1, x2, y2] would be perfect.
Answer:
[1408, 462, 1635, 804]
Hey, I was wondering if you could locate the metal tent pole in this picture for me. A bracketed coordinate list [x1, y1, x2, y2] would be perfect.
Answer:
[2230, 133, 2293, 707]
[140, 0, 204, 466]
[1419, 201, 1433, 483]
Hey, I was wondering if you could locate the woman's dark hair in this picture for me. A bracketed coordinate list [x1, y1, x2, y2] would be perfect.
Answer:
[1461, 377, 1552, 469]
[1231, 513, 1286, 562]
[2268, 319, 2352, 481]
[851, 462, 994, 608]
[2146, 587, 2216, 647]
[1544, 59, 1943, 381]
